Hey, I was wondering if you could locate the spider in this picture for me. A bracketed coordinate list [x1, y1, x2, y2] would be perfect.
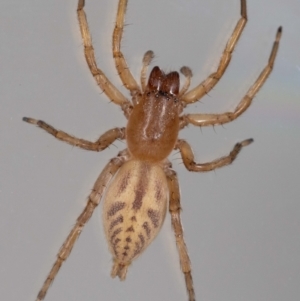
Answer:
[23, 0, 282, 300]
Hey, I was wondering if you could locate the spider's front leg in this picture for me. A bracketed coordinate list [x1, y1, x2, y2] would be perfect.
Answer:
[176, 138, 253, 172]
[113, 0, 141, 96]
[35, 150, 130, 301]
[77, 0, 132, 115]
[181, 27, 282, 128]
[22, 117, 125, 151]
[181, 0, 247, 104]
[164, 164, 195, 301]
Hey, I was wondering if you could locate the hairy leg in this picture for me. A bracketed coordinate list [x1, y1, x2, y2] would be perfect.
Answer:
[181, 0, 247, 104]
[23, 117, 125, 151]
[181, 27, 282, 127]
[113, 0, 140, 95]
[164, 162, 195, 301]
[176, 138, 253, 172]
[77, 0, 131, 114]
[35, 150, 130, 301]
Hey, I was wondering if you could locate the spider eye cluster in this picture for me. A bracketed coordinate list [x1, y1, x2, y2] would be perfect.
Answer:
[147, 66, 180, 96]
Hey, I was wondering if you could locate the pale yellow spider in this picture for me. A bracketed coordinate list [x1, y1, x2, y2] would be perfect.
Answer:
[23, 0, 282, 300]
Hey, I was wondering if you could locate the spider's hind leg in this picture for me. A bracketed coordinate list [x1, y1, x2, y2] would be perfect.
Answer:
[164, 163, 195, 301]
[35, 150, 130, 301]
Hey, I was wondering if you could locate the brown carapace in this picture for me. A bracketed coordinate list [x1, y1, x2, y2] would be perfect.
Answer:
[127, 67, 181, 162]
[23, 0, 282, 300]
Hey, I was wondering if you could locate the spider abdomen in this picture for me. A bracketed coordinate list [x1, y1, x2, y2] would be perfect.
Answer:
[102, 159, 168, 280]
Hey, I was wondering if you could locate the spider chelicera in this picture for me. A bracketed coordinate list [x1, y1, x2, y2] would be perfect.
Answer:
[23, 0, 282, 300]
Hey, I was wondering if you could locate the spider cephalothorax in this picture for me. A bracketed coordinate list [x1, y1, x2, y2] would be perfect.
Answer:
[127, 67, 182, 162]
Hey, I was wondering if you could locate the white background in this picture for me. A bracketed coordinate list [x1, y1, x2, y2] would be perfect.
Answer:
[1, 0, 299, 301]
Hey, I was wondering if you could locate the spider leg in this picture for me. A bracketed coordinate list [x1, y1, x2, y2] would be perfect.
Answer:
[140, 50, 154, 92]
[181, 27, 282, 127]
[77, 0, 131, 114]
[35, 150, 129, 301]
[113, 0, 141, 96]
[164, 164, 195, 301]
[181, 0, 247, 104]
[22, 117, 125, 151]
[178, 67, 193, 98]
[176, 138, 253, 172]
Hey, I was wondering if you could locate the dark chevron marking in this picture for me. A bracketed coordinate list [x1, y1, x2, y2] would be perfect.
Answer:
[113, 238, 121, 247]
[142, 221, 151, 238]
[107, 201, 126, 217]
[112, 237, 121, 256]
[147, 208, 160, 228]
[133, 233, 146, 257]
[133, 242, 140, 257]
[114, 238, 121, 245]
[110, 227, 122, 255]
[138, 233, 145, 247]
[154, 180, 164, 202]
[109, 215, 124, 230]
[110, 228, 122, 242]
[132, 164, 149, 210]
[125, 225, 134, 232]
[117, 171, 131, 195]
[132, 186, 146, 210]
